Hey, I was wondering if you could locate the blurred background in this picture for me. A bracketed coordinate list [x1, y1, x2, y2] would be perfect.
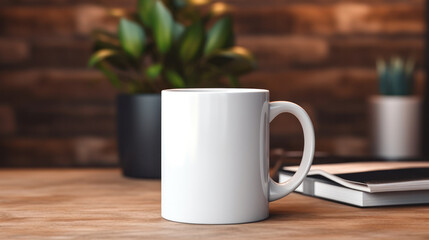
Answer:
[0, 0, 426, 167]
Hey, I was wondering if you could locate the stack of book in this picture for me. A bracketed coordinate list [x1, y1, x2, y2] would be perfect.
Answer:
[279, 161, 429, 207]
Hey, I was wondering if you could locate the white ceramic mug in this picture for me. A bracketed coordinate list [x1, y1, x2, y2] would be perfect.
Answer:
[162, 88, 315, 224]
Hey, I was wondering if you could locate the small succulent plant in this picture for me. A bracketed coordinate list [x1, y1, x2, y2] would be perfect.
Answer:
[376, 57, 415, 96]
[88, 0, 256, 93]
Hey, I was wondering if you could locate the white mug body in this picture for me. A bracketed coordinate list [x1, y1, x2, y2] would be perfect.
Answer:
[162, 89, 315, 224]
[162, 89, 269, 224]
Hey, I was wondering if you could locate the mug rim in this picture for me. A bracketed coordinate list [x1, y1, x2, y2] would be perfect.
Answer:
[162, 88, 268, 94]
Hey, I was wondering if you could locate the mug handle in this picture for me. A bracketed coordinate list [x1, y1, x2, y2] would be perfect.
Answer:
[268, 101, 315, 201]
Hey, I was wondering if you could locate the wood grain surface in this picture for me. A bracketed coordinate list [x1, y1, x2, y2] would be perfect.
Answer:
[0, 169, 428, 239]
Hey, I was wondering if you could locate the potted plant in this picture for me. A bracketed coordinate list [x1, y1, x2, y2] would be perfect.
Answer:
[88, 0, 256, 178]
[369, 57, 421, 159]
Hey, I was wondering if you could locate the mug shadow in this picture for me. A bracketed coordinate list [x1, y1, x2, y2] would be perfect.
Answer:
[266, 203, 318, 222]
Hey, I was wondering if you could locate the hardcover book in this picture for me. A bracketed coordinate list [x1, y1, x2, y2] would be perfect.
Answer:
[279, 161, 429, 207]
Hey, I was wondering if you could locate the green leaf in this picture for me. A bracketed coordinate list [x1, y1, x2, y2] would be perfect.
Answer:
[118, 18, 145, 58]
[165, 70, 185, 88]
[377, 59, 389, 95]
[90, 44, 134, 71]
[138, 0, 156, 27]
[172, 0, 187, 9]
[173, 22, 185, 42]
[390, 57, 405, 95]
[91, 29, 121, 51]
[88, 49, 117, 67]
[153, 1, 174, 54]
[208, 47, 256, 75]
[96, 63, 121, 88]
[204, 16, 234, 56]
[179, 22, 205, 62]
[145, 63, 163, 79]
[91, 30, 133, 70]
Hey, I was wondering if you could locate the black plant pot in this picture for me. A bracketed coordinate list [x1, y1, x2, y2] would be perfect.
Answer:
[116, 94, 161, 178]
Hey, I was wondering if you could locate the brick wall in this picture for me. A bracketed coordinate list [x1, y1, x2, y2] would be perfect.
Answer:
[0, 0, 425, 166]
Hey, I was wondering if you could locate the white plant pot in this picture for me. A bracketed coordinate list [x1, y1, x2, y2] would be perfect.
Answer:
[369, 96, 422, 159]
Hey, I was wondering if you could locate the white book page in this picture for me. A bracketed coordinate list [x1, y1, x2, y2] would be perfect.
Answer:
[284, 161, 429, 174]
[283, 161, 429, 192]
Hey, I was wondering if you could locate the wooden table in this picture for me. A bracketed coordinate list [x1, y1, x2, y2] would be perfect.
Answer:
[1, 169, 428, 239]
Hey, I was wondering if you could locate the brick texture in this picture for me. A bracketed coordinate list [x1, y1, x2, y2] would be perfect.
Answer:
[0, 38, 29, 64]
[0, 105, 15, 135]
[0, 0, 425, 166]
